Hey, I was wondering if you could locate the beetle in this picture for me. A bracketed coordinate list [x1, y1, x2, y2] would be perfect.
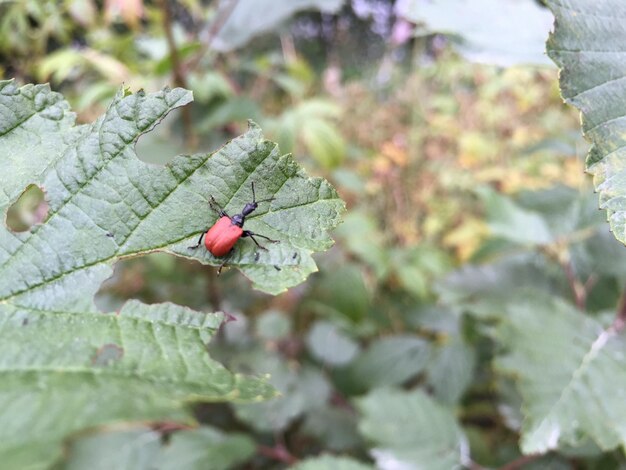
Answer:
[189, 182, 277, 274]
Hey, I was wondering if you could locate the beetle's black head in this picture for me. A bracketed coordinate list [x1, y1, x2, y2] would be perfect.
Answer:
[241, 201, 258, 217]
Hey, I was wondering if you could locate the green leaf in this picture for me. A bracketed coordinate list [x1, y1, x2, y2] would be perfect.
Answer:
[266, 99, 346, 169]
[292, 455, 374, 470]
[398, 0, 553, 66]
[64, 425, 256, 470]
[334, 211, 389, 280]
[0, 301, 270, 469]
[234, 354, 331, 432]
[300, 116, 346, 169]
[0, 82, 342, 466]
[212, 0, 345, 51]
[426, 337, 476, 405]
[0, 81, 344, 296]
[301, 406, 363, 451]
[436, 253, 564, 318]
[357, 388, 468, 470]
[306, 321, 360, 366]
[195, 97, 261, 133]
[478, 187, 553, 245]
[157, 426, 256, 470]
[346, 336, 431, 391]
[255, 309, 292, 341]
[307, 265, 371, 325]
[64, 427, 162, 470]
[392, 245, 452, 299]
[495, 294, 626, 453]
[545, 1, 626, 245]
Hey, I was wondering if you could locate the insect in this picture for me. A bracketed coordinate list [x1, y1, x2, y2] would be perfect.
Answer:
[189, 182, 277, 274]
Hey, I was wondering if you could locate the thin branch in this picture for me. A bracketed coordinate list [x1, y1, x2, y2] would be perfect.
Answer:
[257, 444, 297, 465]
[560, 256, 586, 310]
[497, 453, 543, 470]
[159, 0, 197, 149]
[185, 0, 240, 73]
[612, 284, 626, 333]
[151, 421, 193, 434]
[467, 460, 486, 470]
[544, 246, 589, 310]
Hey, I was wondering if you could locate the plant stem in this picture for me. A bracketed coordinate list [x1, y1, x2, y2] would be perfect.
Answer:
[185, 0, 240, 73]
[560, 254, 586, 310]
[544, 245, 591, 310]
[497, 453, 543, 470]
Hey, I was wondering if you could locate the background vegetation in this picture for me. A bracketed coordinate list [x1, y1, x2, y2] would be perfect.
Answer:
[2, 0, 624, 468]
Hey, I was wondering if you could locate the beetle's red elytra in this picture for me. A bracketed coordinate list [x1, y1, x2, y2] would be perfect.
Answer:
[204, 216, 243, 257]
[189, 182, 278, 274]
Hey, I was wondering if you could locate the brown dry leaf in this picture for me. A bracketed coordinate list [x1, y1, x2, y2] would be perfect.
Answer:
[104, 0, 144, 28]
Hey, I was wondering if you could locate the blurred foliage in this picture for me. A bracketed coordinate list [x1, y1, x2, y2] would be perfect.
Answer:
[3, 0, 626, 468]
[396, 0, 554, 66]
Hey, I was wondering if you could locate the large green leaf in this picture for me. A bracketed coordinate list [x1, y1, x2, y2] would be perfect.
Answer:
[357, 388, 468, 470]
[0, 81, 343, 467]
[306, 320, 359, 366]
[425, 337, 476, 406]
[495, 294, 626, 453]
[64, 427, 162, 470]
[0, 300, 269, 469]
[64, 425, 255, 470]
[212, 0, 345, 52]
[0, 81, 344, 295]
[546, 0, 626, 244]
[345, 336, 431, 391]
[478, 187, 553, 245]
[233, 353, 331, 432]
[398, 0, 553, 66]
[436, 253, 563, 318]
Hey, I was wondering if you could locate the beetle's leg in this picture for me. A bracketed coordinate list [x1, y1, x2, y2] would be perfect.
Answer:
[243, 231, 278, 243]
[216, 250, 234, 276]
[242, 230, 279, 250]
[209, 196, 229, 218]
[188, 231, 206, 250]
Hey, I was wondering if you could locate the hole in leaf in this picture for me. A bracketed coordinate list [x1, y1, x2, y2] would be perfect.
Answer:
[134, 109, 234, 164]
[6, 185, 48, 232]
[134, 110, 187, 165]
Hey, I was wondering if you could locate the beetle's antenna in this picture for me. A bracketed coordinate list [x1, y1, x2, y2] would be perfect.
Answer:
[250, 181, 273, 203]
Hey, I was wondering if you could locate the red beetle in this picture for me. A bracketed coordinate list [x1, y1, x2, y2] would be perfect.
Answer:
[189, 182, 277, 273]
